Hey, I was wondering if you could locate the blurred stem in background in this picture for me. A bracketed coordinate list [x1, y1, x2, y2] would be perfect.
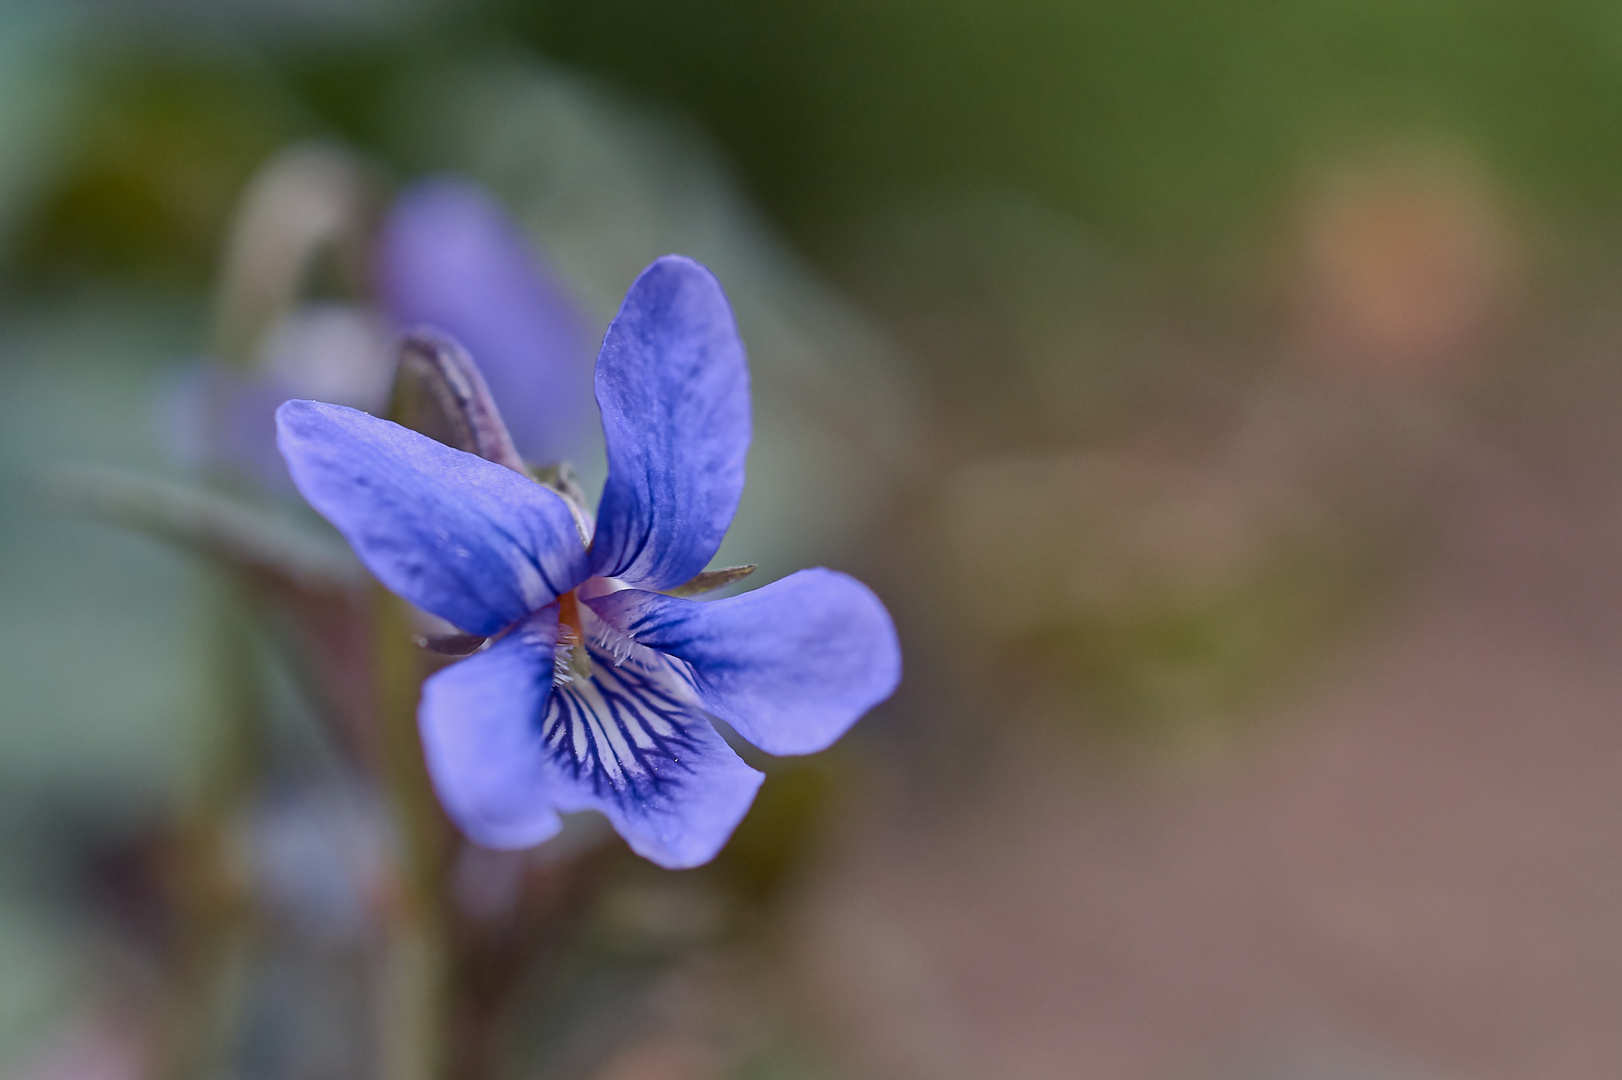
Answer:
[209, 143, 374, 370]
[149, 145, 377, 1080]
[373, 587, 454, 1080]
[158, 576, 261, 1080]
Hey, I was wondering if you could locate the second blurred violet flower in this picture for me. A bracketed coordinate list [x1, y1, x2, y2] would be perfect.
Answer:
[378, 178, 595, 465]
[177, 156, 594, 490]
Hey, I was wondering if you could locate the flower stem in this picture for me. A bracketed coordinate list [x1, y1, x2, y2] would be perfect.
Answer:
[373, 587, 455, 1080]
[156, 574, 260, 1080]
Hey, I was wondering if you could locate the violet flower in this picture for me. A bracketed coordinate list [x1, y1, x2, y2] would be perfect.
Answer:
[276, 256, 901, 868]
[181, 175, 592, 489]
[377, 178, 594, 465]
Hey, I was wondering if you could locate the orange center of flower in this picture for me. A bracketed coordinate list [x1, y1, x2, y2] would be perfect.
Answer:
[554, 589, 593, 681]
[557, 589, 585, 642]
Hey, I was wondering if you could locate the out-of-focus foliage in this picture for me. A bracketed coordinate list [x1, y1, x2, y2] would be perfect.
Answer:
[517, 0, 1622, 248]
[11, 58, 303, 292]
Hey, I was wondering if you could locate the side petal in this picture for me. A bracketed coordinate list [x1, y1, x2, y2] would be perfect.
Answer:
[586, 569, 901, 756]
[591, 256, 750, 591]
[419, 608, 565, 849]
[377, 177, 595, 463]
[276, 399, 588, 635]
[543, 640, 764, 868]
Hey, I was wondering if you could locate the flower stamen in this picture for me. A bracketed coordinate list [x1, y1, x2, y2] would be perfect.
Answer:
[555, 591, 594, 684]
[552, 624, 579, 684]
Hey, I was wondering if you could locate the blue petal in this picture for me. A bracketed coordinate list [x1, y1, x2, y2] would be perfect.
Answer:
[378, 178, 595, 463]
[276, 400, 589, 635]
[586, 569, 901, 756]
[590, 256, 751, 591]
[419, 608, 565, 849]
[541, 641, 764, 868]
[422, 618, 764, 867]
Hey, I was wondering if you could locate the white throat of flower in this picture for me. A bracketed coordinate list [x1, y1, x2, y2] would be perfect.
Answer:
[552, 623, 585, 684]
[552, 588, 639, 687]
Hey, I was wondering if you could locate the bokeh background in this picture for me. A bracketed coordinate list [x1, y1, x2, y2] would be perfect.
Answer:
[7, 1, 1622, 1077]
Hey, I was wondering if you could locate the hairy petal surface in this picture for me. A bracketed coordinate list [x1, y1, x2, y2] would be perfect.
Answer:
[541, 640, 764, 868]
[419, 607, 566, 849]
[277, 400, 588, 635]
[378, 178, 594, 462]
[587, 569, 901, 756]
[591, 256, 750, 591]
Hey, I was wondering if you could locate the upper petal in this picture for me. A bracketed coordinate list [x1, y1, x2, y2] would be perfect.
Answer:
[377, 178, 595, 463]
[276, 400, 589, 635]
[419, 607, 565, 849]
[586, 568, 901, 756]
[590, 256, 750, 591]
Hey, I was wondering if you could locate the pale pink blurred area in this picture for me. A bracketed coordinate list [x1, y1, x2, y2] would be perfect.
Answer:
[4, 1013, 150, 1080]
[1290, 151, 1523, 389]
[785, 147, 1622, 1080]
[591, 1037, 719, 1080]
[801, 443, 1622, 1079]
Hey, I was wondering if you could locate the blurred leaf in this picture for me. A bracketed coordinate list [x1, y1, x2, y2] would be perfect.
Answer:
[7, 48, 310, 292]
[515, 0, 1622, 257]
[38, 464, 361, 595]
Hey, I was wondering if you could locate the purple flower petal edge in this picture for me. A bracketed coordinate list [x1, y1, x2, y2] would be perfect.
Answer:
[590, 255, 751, 591]
[378, 177, 595, 464]
[587, 568, 902, 756]
[276, 399, 589, 635]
